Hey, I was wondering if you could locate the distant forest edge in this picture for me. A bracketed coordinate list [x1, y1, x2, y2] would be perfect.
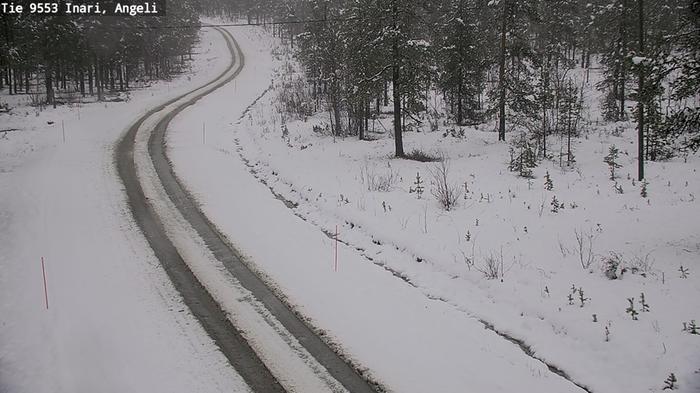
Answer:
[0, 0, 200, 105]
[201, 0, 699, 176]
[1, 0, 698, 169]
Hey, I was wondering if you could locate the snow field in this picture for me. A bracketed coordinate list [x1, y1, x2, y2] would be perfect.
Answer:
[0, 26, 249, 393]
[231, 38, 700, 393]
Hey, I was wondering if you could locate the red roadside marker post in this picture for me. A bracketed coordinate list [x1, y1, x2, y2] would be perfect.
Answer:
[41, 257, 49, 310]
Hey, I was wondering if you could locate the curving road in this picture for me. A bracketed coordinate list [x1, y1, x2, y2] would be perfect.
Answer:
[116, 27, 376, 393]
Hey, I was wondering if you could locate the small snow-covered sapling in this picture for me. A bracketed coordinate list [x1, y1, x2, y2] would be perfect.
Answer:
[605, 325, 610, 342]
[382, 201, 392, 213]
[578, 287, 590, 307]
[603, 253, 622, 280]
[604, 145, 622, 180]
[567, 293, 574, 305]
[613, 181, 624, 194]
[592, 314, 598, 322]
[679, 265, 690, 279]
[544, 171, 554, 191]
[641, 180, 648, 198]
[412, 172, 424, 199]
[544, 286, 550, 297]
[626, 298, 639, 320]
[685, 320, 698, 334]
[551, 196, 560, 213]
[662, 373, 677, 390]
[465, 230, 471, 242]
[640, 292, 650, 312]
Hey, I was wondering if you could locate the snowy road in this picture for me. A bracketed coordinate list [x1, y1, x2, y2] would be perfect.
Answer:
[115, 28, 284, 392]
[117, 27, 375, 393]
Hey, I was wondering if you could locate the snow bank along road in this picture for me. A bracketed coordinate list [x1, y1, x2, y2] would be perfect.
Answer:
[117, 27, 375, 393]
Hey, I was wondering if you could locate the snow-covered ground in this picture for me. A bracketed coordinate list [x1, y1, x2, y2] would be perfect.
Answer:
[2, 17, 698, 393]
[168, 27, 700, 393]
[167, 26, 582, 393]
[0, 27, 250, 393]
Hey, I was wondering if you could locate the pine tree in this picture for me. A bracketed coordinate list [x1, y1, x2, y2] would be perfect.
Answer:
[544, 171, 554, 190]
[509, 132, 537, 178]
[434, 0, 491, 126]
[592, 0, 633, 121]
[491, 0, 539, 142]
[604, 145, 622, 180]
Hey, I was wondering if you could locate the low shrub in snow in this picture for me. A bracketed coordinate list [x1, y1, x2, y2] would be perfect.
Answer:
[405, 148, 441, 162]
[360, 162, 399, 192]
[430, 159, 462, 211]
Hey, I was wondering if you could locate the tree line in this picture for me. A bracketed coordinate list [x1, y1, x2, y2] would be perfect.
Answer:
[0, 0, 200, 105]
[202, 0, 699, 180]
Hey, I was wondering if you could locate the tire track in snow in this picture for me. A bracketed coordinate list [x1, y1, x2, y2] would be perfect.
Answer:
[117, 27, 284, 393]
[118, 27, 379, 393]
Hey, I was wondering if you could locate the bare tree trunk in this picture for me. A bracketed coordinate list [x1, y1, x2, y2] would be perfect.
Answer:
[96, 56, 103, 101]
[4, 66, 10, 92]
[384, 80, 388, 106]
[620, 0, 628, 120]
[79, 68, 85, 96]
[45, 66, 53, 106]
[637, 0, 645, 180]
[331, 81, 342, 136]
[366, 101, 370, 130]
[541, 57, 549, 158]
[119, 62, 124, 91]
[567, 82, 573, 166]
[109, 62, 115, 91]
[392, 0, 404, 157]
[457, 77, 463, 126]
[498, 0, 508, 141]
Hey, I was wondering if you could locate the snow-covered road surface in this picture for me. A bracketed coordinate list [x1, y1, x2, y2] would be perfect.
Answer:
[119, 26, 374, 393]
[116, 27, 286, 392]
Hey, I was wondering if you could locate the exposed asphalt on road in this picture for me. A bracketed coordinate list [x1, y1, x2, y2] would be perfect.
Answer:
[116, 27, 377, 393]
